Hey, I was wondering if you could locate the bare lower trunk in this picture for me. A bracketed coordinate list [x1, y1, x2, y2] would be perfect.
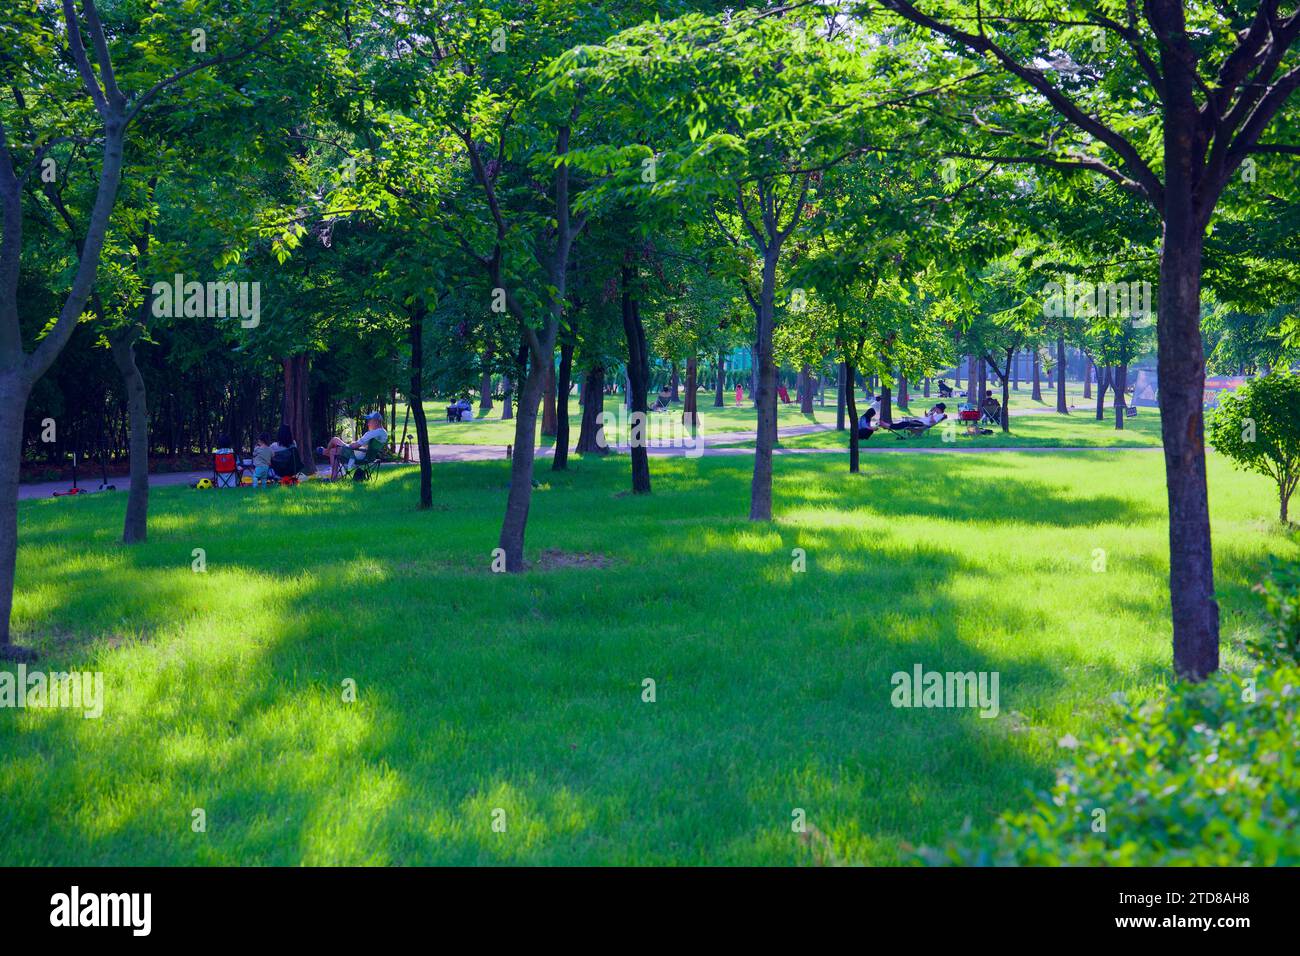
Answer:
[621, 266, 651, 494]
[1156, 222, 1218, 678]
[1083, 355, 1093, 400]
[498, 357, 543, 570]
[282, 354, 312, 471]
[1113, 361, 1128, 431]
[479, 345, 494, 413]
[897, 373, 909, 409]
[575, 365, 607, 453]
[798, 364, 814, 413]
[836, 363, 847, 429]
[108, 327, 149, 541]
[749, 251, 780, 521]
[683, 355, 699, 428]
[540, 356, 558, 437]
[409, 303, 432, 508]
[1095, 366, 1110, 420]
[845, 359, 861, 473]
[1031, 353, 1042, 401]
[713, 350, 726, 407]
[880, 385, 892, 425]
[1056, 333, 1069, 413]
[552, 340, 573, 471]
[670, 362, 680, 403]
[501, 374, 513, 420]
[0, 377, 35, 659]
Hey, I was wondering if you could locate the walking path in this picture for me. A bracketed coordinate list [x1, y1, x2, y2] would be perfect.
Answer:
[18, 404, 1150, 500]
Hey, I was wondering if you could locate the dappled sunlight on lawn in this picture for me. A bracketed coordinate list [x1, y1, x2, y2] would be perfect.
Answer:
[1, 449, 1294, 864]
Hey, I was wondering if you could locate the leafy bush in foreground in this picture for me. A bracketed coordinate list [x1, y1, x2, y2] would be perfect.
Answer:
[1252, 559, 1300, 668]
[928, 666, 1300, 866]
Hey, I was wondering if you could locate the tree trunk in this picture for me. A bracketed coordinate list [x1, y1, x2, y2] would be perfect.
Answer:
[108, 326, 149, 542]
[501, 374, 513, 420]
[1157, 214, 1218, 679]
[669, 362, 680, 403]
[845, 358, 861, 473]
[1056, 333, 1069, 413]
[897, 373, 909, 409]
[1011, 350, 1019, 390]
[575, 366, 607, 454]
[282, 354, 312, 471]
[1031, 352, 1043, 401]
[836, 362, 846, 430]
[540, 355, 558, 437]
[621, 265, 651, 494]
[479, 344, 494, 413]
[498, 354, 543, 569]
[799, 364, 814, 414]
[713, 350, 726, 407]
[1083, 355, 1093, 400]
[749, 249, 781, 521]
[924, 376, 931, 398]
[880, 384, 892, 425]
[1113, 360, 1128, 431]
[0, 374, 35, 659]
[683, 354, 699, 428]
[967, 355, 978, 399]
[406, 303, 432, 508]
[552, 340, 574, 471]
[1000, 356, 1011, 433]
[1095, 366, 1111, 420]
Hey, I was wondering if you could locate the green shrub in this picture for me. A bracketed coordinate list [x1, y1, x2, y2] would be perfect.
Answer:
[925, 667, 1300, 865]
[1252, 559, 1300, 667]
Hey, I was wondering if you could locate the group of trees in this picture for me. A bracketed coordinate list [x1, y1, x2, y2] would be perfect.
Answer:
[5, 1, 1300, 678]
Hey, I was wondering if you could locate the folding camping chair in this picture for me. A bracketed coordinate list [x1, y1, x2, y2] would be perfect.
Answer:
[213, 451, 240, 488]
[347, 438, 392, 482]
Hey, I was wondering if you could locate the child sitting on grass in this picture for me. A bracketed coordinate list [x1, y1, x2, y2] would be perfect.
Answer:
[251, 433, 273, 486]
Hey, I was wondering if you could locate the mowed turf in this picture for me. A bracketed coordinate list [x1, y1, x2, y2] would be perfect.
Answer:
[2, 450, 1293, 864]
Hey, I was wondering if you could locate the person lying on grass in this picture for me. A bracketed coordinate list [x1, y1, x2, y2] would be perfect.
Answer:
[317, 411, 388, 480]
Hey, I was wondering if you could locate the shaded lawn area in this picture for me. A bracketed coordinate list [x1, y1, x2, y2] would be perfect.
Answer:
[2, 450, 1292, 864]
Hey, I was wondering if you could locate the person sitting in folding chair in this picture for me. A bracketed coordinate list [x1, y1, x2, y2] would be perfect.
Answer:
[213, 434, 240, 488]
[651, 384, 672, 412]
[980, 390, 1002, 425]
[937, 379, 954, 398]
[317, 412, 389, 480]
[886, 403, 947, 438]
[269, 424, 304, 481]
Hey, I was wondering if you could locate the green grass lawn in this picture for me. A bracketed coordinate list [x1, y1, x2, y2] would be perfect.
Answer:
[2, 449, 1292, 864]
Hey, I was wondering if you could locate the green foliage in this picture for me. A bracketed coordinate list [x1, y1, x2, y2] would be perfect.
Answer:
[1208, 372, 1300, 522]
[1251, 560, 1300, 668]
[926, 663, 1300, 866]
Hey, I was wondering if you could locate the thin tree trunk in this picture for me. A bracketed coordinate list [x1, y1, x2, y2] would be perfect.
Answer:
[799, 364, 814, 413]
[1095, 366, 1111, 420]
[575, 366, 607, 453]
[1113, 360, 1128, 431]
[108, 325, 149, 541]
[897, 373, 909, 409]
[845, 358, 861, 473]
[1083, 355, 1093, 400]
[713, 350, 726, 407]
[670, 362, 680, 403]
[0, 377, 33, 659]
[880, 384, 892, 424]
[836, 362, 846, 430]
[409, 302, 432, 508]
[479, 344, 494, 413]
[1032, 352, 1043, 401]
[683, 354, 699, 428]
[1056, 333, 1069, 413]
[750, 248, 781, 521]
[552, 340, 574, 471]
[501, 374, 513, 420]
[282, 354, 312, 471]
[540, 355, 558, 437]
[621, 265, 651, 494]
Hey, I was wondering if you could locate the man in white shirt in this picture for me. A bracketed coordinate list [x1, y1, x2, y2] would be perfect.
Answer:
[317, 411, 389, 479]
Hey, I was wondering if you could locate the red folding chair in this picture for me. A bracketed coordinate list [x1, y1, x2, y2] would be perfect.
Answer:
[213, 451, 240, 488]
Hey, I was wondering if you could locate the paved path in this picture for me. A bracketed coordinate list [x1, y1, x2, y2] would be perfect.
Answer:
[19, 405, 1149, 499]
